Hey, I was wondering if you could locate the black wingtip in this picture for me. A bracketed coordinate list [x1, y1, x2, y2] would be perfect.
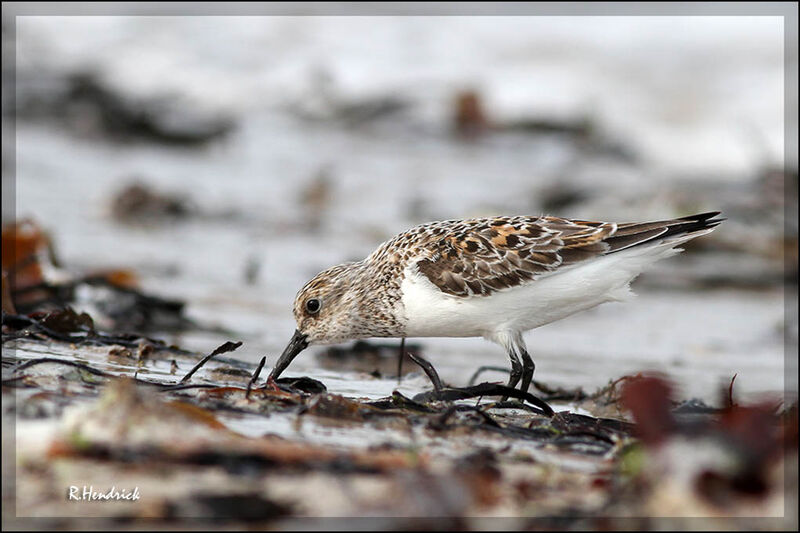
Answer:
[604, 211, 724, 254]
[664, 211, 725, 240]
[679, 211, 725, 228]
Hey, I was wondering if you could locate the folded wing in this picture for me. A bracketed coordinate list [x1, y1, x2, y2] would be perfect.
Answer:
[414, 212, 722, 297]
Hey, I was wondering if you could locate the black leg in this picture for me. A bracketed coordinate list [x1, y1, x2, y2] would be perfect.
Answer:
[519, 349, 535, 394]
[505, 350, 522, 391]
[396, 337, 406, 385]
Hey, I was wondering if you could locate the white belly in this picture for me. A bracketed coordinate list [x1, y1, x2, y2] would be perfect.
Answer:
[400, 240, 684, 339]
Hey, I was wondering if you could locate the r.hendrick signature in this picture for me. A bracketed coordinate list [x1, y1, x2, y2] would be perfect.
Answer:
[68, 485, 140, 501]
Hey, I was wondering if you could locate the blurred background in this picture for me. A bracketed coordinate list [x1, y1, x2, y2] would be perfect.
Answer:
[4, 13, 795, 403]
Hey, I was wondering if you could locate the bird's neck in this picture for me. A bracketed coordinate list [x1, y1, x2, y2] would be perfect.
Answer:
[342, 259, 406, 339]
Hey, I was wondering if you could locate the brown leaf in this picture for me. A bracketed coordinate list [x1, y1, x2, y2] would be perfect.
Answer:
[620, 374, 676, 445]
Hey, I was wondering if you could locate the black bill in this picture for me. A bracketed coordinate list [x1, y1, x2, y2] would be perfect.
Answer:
[269, 329, 309, 380]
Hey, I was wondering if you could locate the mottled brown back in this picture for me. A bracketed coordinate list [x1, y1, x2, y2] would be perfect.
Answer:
[384, 212, 722, 298]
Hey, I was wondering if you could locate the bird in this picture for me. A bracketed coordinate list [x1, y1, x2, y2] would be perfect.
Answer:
[268, 211, 723, 394]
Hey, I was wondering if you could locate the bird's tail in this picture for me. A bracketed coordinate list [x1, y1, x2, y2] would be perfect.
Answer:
[604, 211, 724, 254]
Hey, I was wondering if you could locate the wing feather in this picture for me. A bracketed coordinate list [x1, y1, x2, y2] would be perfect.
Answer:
[407, 212, 722, 298]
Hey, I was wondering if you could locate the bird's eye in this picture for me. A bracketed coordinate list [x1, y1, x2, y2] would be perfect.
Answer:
[305, 298, 321, 315]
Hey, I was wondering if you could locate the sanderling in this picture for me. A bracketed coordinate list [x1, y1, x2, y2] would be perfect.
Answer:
[269, 212, 723, 393]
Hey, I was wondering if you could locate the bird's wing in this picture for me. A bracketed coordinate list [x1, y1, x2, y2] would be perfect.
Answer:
[411, 212, 722, 298]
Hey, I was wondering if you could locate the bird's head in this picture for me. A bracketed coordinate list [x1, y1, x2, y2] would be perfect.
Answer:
[269, 262, 367, 380]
